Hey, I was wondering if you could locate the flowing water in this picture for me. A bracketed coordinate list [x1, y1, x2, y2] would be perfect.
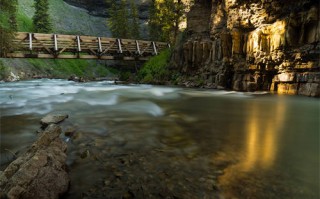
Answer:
[0, 79, 319, 199]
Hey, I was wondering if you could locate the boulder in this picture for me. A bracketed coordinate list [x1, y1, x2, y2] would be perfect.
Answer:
[298, 83, 320, 97]
[6, 72, 20, 82]
[0, 124, 70, 199]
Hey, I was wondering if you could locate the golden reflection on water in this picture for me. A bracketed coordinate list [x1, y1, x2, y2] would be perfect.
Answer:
[242, 100, 286, 171]
[217, 99, 287, 198]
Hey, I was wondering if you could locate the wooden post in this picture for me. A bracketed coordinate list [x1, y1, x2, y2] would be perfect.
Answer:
[117, 39, 123, 53]
[98, 37, 102, 53]
[29, 33, 33, 51]
[167, 43, 171, 48]
[76, 36, 81, 52]
[152, 42, 158, 55]
[135, 40, 141, 55]
[54, 34, 58, 51]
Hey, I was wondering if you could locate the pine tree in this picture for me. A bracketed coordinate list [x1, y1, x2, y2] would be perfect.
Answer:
[0, 0, 18, 57]
[107, 0, 130, 38]
[148, 0, 162, 41]
[107, 0, 141, 39]
[148, 0, 185, 43]
[33, 0, 52, 33]
[129, 0, 140, 39]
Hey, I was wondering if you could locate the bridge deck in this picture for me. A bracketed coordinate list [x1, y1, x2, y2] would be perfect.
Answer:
[5, 32, 169, 61]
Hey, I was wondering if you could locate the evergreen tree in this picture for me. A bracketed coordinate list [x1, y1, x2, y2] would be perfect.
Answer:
[107, 0, 130, 38]
[33, 0, 52, 33]
[107, 0, 141, 39]
[148, 0, 162, 41]
[0, 0, 18, 57]
[148, 0, 185, 43]
[129, 0, 140, 39]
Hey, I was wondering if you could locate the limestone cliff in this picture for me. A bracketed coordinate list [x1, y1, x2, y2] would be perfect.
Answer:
[172, 0, 320, 97]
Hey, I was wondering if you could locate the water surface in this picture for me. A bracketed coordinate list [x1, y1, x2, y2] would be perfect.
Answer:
[0, 79, 319, 198]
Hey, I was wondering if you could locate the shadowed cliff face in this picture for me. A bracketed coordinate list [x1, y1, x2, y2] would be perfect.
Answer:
[63, 0, 151, 19]
[172, 0, 320, 97]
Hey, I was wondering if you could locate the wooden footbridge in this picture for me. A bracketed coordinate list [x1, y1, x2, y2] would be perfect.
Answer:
[4, 32, 170, 61]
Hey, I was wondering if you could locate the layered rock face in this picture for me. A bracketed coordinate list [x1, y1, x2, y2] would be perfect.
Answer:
[172, 0, 320, 96]
[63, 0, 151, 19]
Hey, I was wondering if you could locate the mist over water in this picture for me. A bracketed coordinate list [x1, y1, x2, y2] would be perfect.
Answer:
[0, 79, 319, 198]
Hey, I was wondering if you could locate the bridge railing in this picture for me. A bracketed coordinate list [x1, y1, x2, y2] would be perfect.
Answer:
[6, 32, 170, 61]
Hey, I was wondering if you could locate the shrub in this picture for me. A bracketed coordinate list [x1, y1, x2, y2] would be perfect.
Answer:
[138, 49, 171, 83]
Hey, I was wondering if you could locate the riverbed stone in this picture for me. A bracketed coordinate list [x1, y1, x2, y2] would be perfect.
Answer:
[40, 114, 69, 128]
[0, 124, 69, 199]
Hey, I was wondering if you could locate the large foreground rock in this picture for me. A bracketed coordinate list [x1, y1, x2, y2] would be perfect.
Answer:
[0, 124, 69, 199]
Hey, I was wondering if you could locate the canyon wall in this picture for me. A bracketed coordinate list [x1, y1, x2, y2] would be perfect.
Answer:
[172, 0, 320, 96]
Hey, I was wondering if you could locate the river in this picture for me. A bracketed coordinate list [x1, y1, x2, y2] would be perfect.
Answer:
[0, 79, 319, 199]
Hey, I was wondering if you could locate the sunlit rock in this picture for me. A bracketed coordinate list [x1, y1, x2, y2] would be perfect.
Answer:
[171, 0, 319, 97]
[6, 72, 20, 82]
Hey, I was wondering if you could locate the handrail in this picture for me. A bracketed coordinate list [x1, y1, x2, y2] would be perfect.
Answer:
[4, 32, 170, 61]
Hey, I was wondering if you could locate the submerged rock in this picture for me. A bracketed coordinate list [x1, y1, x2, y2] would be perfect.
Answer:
[0, 124, 70, 199]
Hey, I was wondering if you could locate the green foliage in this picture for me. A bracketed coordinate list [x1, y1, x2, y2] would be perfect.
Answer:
[107, 0, 140, 39]
[27, 59, 114, 79]
[129, 0, 140, 39]
[33, 0, 52, 33]
[148, 0, 185, 43]
[170, 72, 183, 85]
[119, 71, 132, 81]
[107, 0, 130, 38]
[0, 60, 9, 80]
[17, 11, 33, 32]
[0, 0, 18, 57]
[138, 49, 171, 83]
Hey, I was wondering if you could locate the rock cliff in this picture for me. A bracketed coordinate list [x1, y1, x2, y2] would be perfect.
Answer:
[172, 0, 320, 97]
[63, 0, 151, 19]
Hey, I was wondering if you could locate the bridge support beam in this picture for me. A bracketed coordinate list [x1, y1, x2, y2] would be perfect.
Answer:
[152, 42, 158, 55]
[98, 37, 102, 54]
[117, 39, 123, 54]
[76, 36, 81, 52]
[135, 40, 141, 55]
[29, 33, 33, 51]
[54, 34, 58, 52]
